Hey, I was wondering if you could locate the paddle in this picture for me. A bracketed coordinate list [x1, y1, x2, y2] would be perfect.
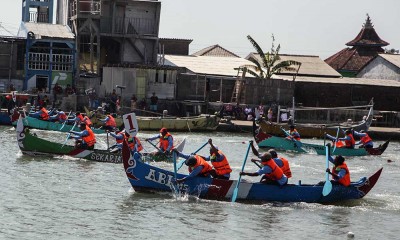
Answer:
[332, 127, 340, 154]
[60, 110, 72, 131]
[280, 126, 302, 148]
[147, 139, 162, 152]
[322, 143, 332, 196]
[231, 142, 251, 203]
[172, 151, 179, 196]
[62, 121, 77, 148]
[177, 141, 209, 171]
[106, 131, 110, 150]
[251, 159, 263, 169]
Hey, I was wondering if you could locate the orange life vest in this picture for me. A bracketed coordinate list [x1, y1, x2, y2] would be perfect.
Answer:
[344, 134, 355, 148]
[82, 125, 96, 147]
[115, 131, 125, 144]
[76, 114, 84, 123]
[361, 134, 372, 144]
[159, 132, 173, 151]
[290, 129, 301, 141]
[334, 141, 345, 148]
[278, 157, 292, 178]
[189, 155, 213, 175]
[128, 136, 143, 152]
[40, 108, 49, 120]
[83, 116, 92, 126]
[59, 112, 67, 121]
[210, 150, 232, 175]
[332, 162, 350, 187]
[263, 159, 284, 181]
[106, 115, 116, 127]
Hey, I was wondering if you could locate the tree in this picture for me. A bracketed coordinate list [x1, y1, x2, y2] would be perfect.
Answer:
[238, 34, 301, 79]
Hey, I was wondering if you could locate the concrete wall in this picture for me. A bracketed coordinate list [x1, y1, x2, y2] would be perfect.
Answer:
[357, 56, 400, 81]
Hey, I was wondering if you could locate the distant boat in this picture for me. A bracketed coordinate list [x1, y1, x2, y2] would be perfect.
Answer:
[253, 100, 374, 139]
[16, 117, 186, 163]
[253, 133, 389, 156]
[85, 107, 220, 131]
[121, 140, 383, 204]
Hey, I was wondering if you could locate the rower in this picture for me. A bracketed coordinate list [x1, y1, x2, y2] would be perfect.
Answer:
[326, 155, 351, 186]
[173, 149, 213, 184]
[145, 128, 174, 156]
[69, 123, 96, 150]
[100, 112, 117, 131]
[353, 130, 374, 149]
[31, 106, 49, 121]
[202, 138, 232, 180]
[49, 109, 67, 123]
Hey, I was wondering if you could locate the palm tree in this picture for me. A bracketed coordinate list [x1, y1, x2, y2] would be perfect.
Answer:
[238, 34, 301, 79]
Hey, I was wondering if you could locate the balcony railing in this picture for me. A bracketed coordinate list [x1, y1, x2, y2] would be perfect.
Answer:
[29, 12, 49, 23]
[71, 0, 101, 16]
[100, 17, 156, 36]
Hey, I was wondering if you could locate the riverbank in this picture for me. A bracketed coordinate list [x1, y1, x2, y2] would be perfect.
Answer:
[217, 120, 400, 140]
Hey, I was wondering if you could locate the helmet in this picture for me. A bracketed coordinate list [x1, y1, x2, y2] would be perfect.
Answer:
[185, 156, 197, 166]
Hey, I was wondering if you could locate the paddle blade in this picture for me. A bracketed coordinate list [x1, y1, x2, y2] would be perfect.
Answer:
[231, 187, 239, 203]
[322, 179, 332, 196]
[177, 159, 186, 171]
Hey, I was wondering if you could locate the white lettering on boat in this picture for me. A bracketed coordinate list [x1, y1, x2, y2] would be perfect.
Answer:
[145, 169, 176, 189]
[89, 153, 122, 163]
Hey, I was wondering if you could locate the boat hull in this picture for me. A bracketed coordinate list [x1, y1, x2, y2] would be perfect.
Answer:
[122, 141, 382, 203]
[16, 118, 185, 163]
[13, 116, 105, 134]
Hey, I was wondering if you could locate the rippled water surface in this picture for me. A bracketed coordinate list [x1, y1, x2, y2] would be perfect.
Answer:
[1, 126, 399, 239]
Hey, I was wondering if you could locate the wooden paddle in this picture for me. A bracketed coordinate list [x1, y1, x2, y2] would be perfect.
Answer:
[172, 151, 179, 196]
[61, 121, 77, 148]
[59, 110, 72, 131]
[231, 142, 251, 203]
[332, 127, 340, 154]
[322, 144, 332, 196]
[177, 141, 209, 171]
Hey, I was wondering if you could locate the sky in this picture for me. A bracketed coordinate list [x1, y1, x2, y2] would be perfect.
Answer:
[1, 0, 399, 60]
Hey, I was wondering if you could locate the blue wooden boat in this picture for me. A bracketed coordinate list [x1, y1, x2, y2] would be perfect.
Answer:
[12, 116, 105, 134]
[122, 141, 383, 204]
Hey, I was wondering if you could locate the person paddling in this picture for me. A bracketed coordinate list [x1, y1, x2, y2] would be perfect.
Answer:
[100, 112, 117, 131]
[69, 123, 96, 150]
[49, 109, 67, 123]
[173, 150, 213, 184]
[145, 128, 174, 156]
[287, 125, 301, 141]
[203, 138, 232, 180]
[240, 152, 288, 186]
[353, 130, 374, 149]
[31, 106, 49, 121]
[326, 155, 351, 187]
[326, 129, 355, 149]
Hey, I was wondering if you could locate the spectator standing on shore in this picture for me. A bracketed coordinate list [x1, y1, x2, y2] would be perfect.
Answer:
[139, 98, 147, 115]
[258, 103, 264, 117]
[109, 89, 118, 113]
[130, 94, 137, 113]
[150, 92, 158, 112]
[65, 84, 74, 95]
[53, 83, 63, 107]
[267, 108, 273, 122]
[244, 105, 253, 121]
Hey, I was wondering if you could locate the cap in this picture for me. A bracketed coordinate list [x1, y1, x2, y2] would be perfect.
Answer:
[185, 156, 197, 166]
[160, 127, 167, 133]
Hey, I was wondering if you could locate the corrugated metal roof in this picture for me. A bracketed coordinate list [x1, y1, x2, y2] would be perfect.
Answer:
[192, 45, 240, 58]
[246, 53, 341, 77]
[163, 55, 254, 77]
[379, 54, 400, 69]
[278, 75, 400, 87]
[19, 22, 74, 39]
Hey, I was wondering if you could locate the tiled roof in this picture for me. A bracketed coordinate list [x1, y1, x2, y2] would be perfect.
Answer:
[18, 22, 74, 39]
[246, 53, 341, 77]
[325, 47, 382, 72]
[192, 44, 240, 58]
[346, 15, 389, 47]
[162, 55, 253, 77]
[378, 54, 400, 69]
[160, 38, 193, 43]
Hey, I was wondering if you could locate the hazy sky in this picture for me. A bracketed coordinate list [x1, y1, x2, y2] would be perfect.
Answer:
[1, 0, 399, 59]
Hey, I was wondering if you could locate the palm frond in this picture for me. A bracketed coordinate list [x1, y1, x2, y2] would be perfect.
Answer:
[247, 35, 268, 69]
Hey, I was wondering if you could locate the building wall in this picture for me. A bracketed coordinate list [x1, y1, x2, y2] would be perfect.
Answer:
[295, 82, 400, 111]
[357, 56, 400, 81]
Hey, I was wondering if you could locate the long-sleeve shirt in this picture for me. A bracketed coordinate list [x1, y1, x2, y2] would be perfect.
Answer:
[353, 131, 373, 146]
[70, 129, 89, 141]
[328, 156, 347, 181]
[176, 152, 205, 179]
[148, 134, 173, 152]
[203, 152, 230, 178]
[100, 116, 110, 123]
[256, 166, 288, 186]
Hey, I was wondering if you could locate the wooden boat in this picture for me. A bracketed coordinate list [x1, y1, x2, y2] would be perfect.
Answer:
[253, 127, 390, 156]
[12, 116, 105, 134]
[254, 102, 374, 139]
[16, 117, 186, 163]
[121, 141, 383, 203]
[84, 107, 220, 131]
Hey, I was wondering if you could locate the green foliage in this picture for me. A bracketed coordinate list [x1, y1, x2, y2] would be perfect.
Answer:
[238, 34, 301, 79]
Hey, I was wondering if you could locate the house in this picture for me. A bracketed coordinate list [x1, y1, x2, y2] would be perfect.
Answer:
[357, 54, 400, 81]
[325, 15, 389, 77]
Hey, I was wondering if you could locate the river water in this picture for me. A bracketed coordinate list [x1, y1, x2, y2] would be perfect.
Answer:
[1, 125, 399, 239]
